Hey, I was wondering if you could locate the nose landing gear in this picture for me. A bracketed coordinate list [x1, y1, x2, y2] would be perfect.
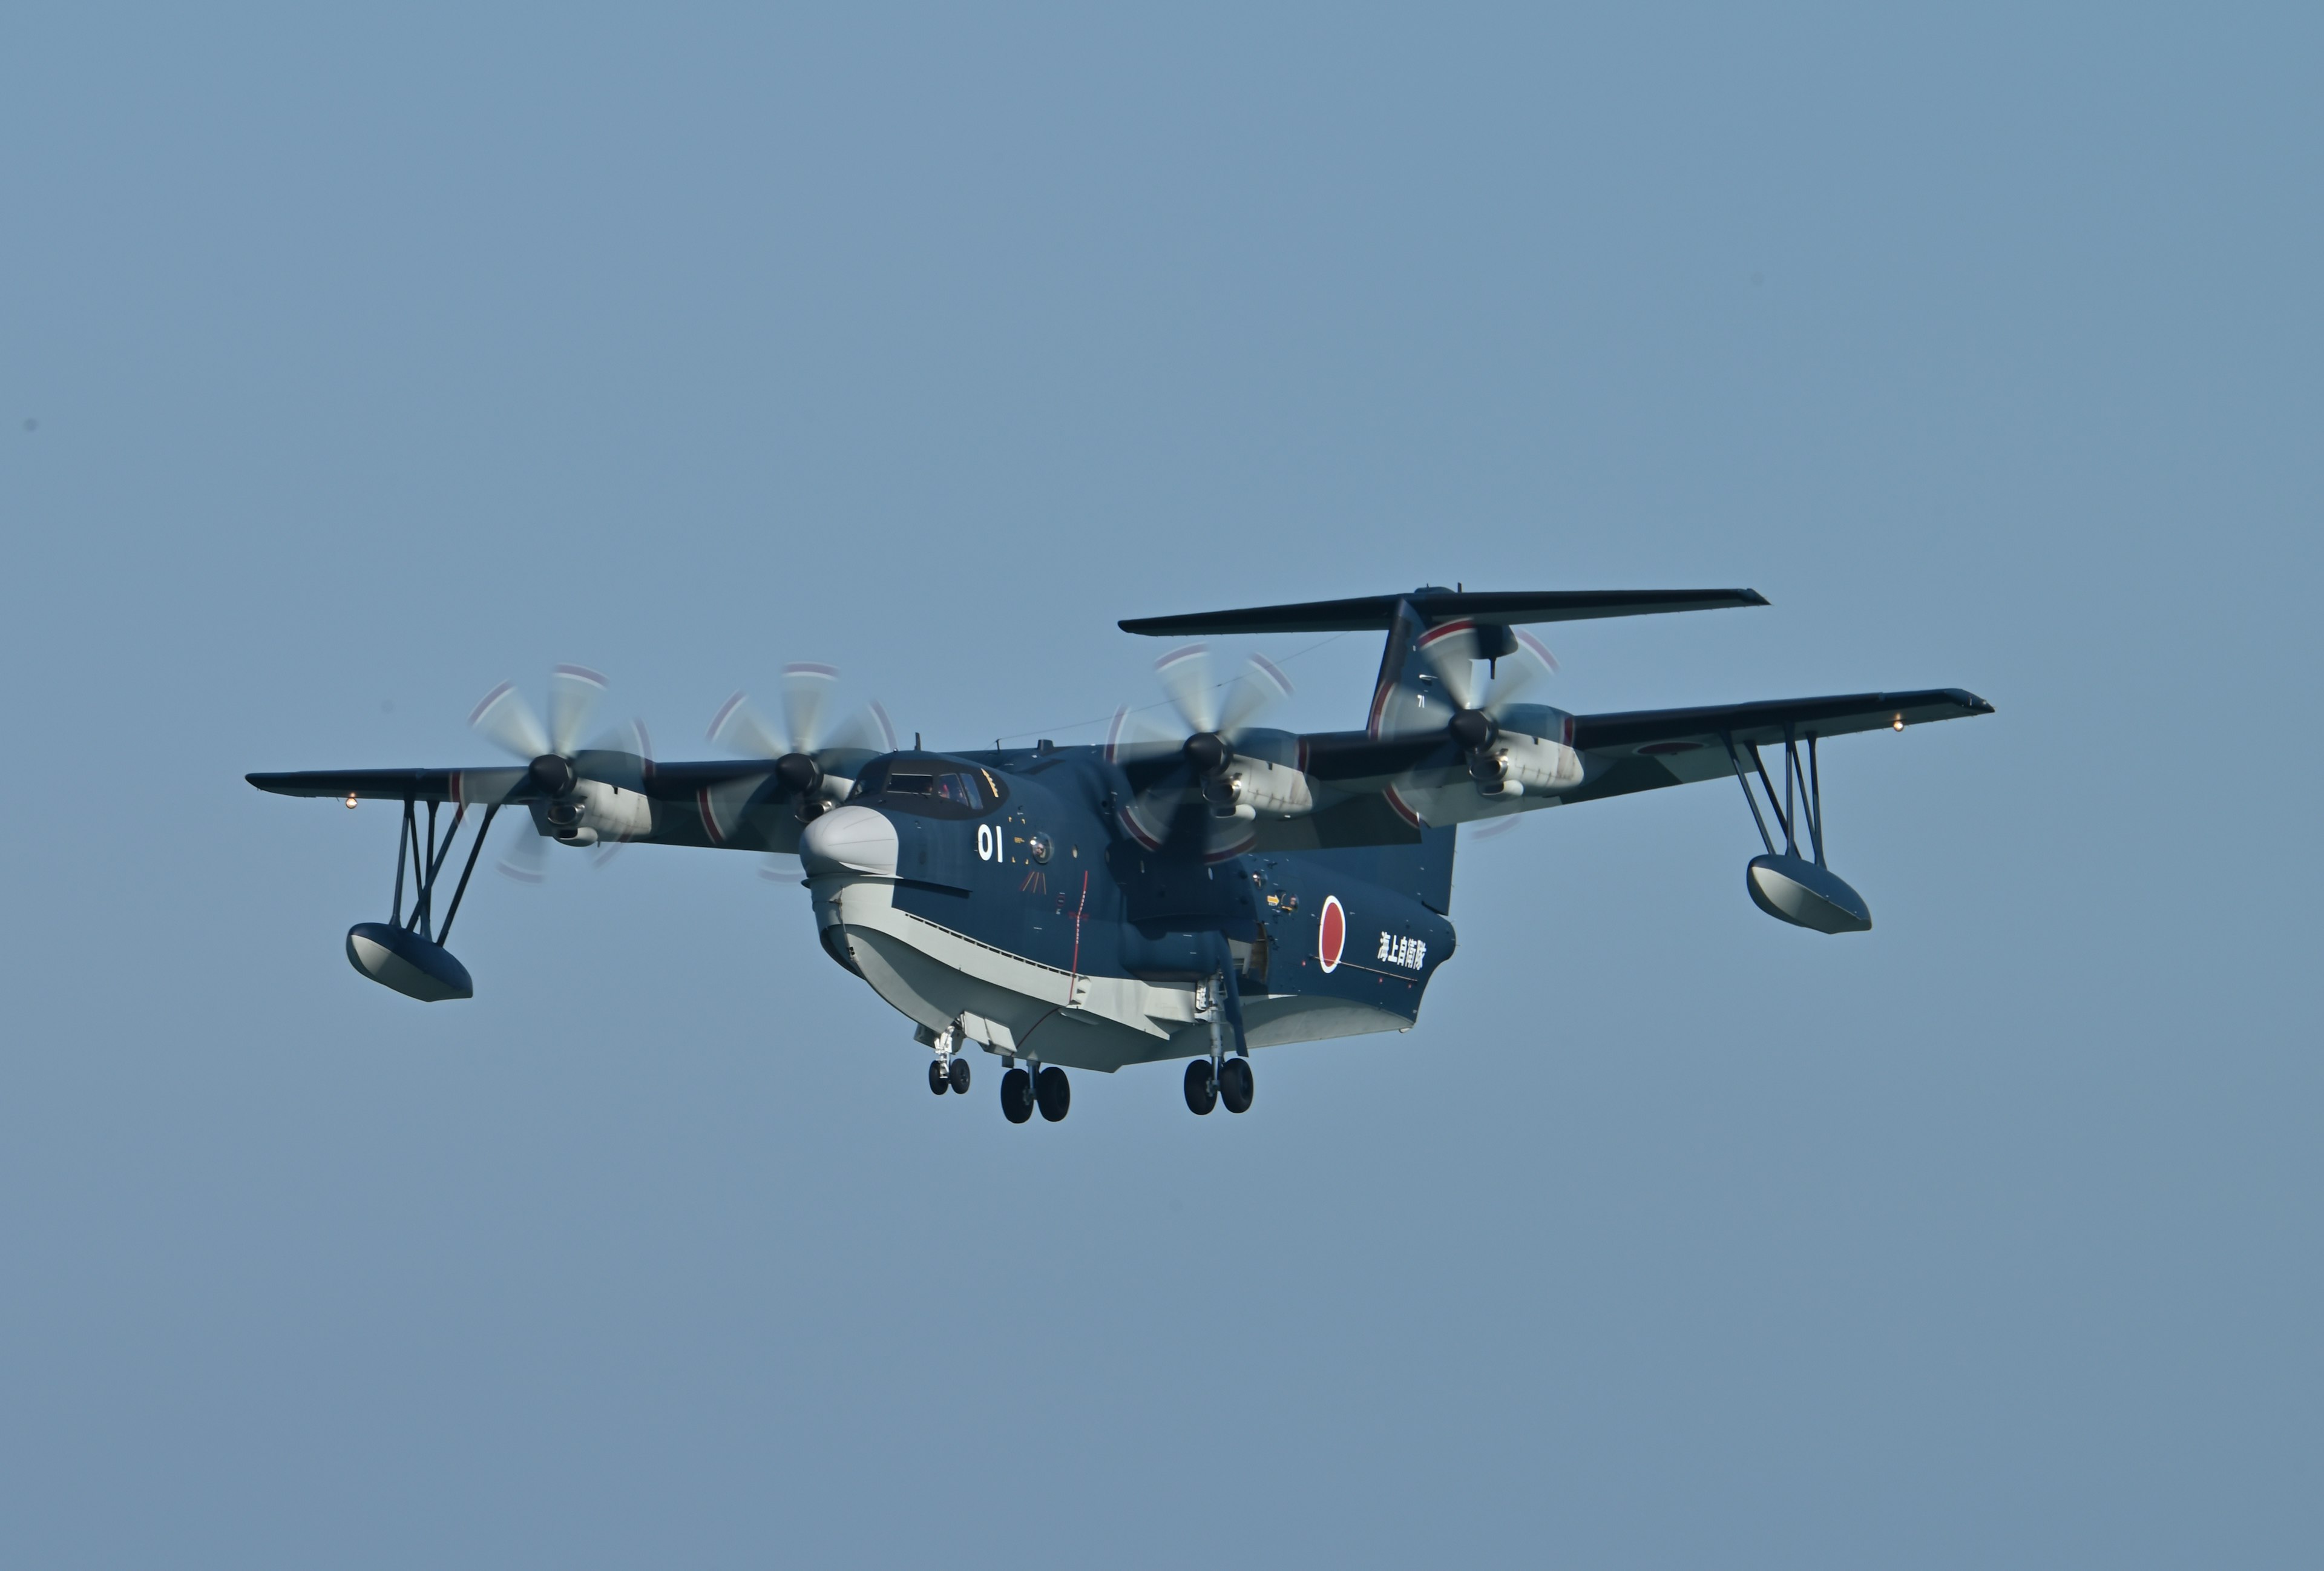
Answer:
[924, 1021, 975, 1097]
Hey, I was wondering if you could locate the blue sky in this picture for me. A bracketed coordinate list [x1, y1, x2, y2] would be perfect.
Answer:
[2, 7, 2317, 1566]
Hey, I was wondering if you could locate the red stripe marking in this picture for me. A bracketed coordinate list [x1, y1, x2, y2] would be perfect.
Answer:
[467, 680, 516, 729]
[1368, 677, 1396, 740]
[706, 691, 748, 742]
[1066, 871, 1090, 1004]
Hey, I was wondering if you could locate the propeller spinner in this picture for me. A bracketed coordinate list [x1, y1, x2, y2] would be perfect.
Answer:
[1107, 645, 1294, 852]
[1412, 625, 1558, 792]
[707, 664, 896, 826]
[466, 665, 652, 880]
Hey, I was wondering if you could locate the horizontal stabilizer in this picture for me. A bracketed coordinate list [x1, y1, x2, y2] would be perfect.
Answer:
[1120, 587, 1767, 636]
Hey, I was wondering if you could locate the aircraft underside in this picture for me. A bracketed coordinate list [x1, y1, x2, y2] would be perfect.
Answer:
[811, 871, 1416, 1076]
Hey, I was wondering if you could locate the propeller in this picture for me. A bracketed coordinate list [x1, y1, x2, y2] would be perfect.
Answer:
[706, 664, 895, 835]
[1106, 645, 1293, 854]
[1413, 627, 1558, 792]
[464, 666, 652, 881]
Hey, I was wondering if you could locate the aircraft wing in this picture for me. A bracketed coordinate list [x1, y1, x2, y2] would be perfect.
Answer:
[1270, 687, 1991, 838]
[1559, 687, 1992, 804]
[246, 759, 789, 803]
[1571, 687, 1994, 752]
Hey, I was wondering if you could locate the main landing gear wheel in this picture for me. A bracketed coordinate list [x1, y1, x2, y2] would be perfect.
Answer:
[1036, 1065, 1071, 1122]
[1219, 1056, 1255, 1115]
[1000, 1067, 1034, 1124]
[928, 1059, 950, 1096]
[947, 1056, 971, 1094]
[1184, 1058, 1218, 1116]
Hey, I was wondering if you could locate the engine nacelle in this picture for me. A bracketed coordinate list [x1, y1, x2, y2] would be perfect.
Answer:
[1480, 732, 1583, 794]
[540, 780, 655, 844]
[1218, 755, 1317, 818]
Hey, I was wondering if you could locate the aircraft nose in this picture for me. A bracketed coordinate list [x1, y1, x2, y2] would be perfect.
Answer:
[798, 805, 899, 877]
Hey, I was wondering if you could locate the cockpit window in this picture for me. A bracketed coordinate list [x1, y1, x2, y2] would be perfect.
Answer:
[849, 759, 1005, 817]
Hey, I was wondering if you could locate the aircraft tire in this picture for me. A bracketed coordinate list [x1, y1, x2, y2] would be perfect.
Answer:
[1219, 1056, 1254, 1115]
[1036, 1065, 1071, 1122]
[928, 1059, 950, 1096]
[1000, 1067, 1034, 1124]
[1184, 1059, 1217, 1116]
[948, 1057, 971, 1094]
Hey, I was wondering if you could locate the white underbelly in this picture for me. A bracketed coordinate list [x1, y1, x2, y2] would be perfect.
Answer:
[807, 874, 1415, 1073]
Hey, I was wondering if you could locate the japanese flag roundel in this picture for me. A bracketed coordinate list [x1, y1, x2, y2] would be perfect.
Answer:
[1318, 895, 1347, 973]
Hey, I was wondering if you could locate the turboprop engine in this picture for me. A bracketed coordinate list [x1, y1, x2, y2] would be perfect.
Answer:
[1207, 749, 1317, 820]
[1462, 706, 1585, 800]
[1109, 647, 1321, 851]
[538, 778, 655, 847]
[1405, 622, 1586, 801]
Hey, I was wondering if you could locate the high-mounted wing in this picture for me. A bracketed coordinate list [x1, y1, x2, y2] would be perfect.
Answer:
[1560, 688, 1992, 805]
[1246, 687, 1992, 841]
[246, 760, 787, 804]
[1571, 688, 1994, 753]
[251, 768, 504, 803]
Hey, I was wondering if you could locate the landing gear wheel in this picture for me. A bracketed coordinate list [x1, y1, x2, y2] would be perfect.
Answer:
[1184, 1058, 1218, 1116]
[947, 1057, 971, 1094]
[1219, 1056, 1254, 1115]
[1000, 1067, 1034, 1124]
[928, 1059, 950, 1096]
[1036, 1065, 1071, 1122]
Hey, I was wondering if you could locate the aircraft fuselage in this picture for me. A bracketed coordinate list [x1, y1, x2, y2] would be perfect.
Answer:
[799, 748, 1456, 1074]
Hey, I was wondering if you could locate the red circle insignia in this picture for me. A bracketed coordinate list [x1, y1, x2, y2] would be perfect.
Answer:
[1318, 895, 1346, 973]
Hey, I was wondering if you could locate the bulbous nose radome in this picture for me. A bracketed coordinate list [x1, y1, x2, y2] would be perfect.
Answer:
[797, 805, 899, 877]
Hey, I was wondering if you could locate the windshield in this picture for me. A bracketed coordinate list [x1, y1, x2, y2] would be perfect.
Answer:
[849, 759, 1006, 818]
